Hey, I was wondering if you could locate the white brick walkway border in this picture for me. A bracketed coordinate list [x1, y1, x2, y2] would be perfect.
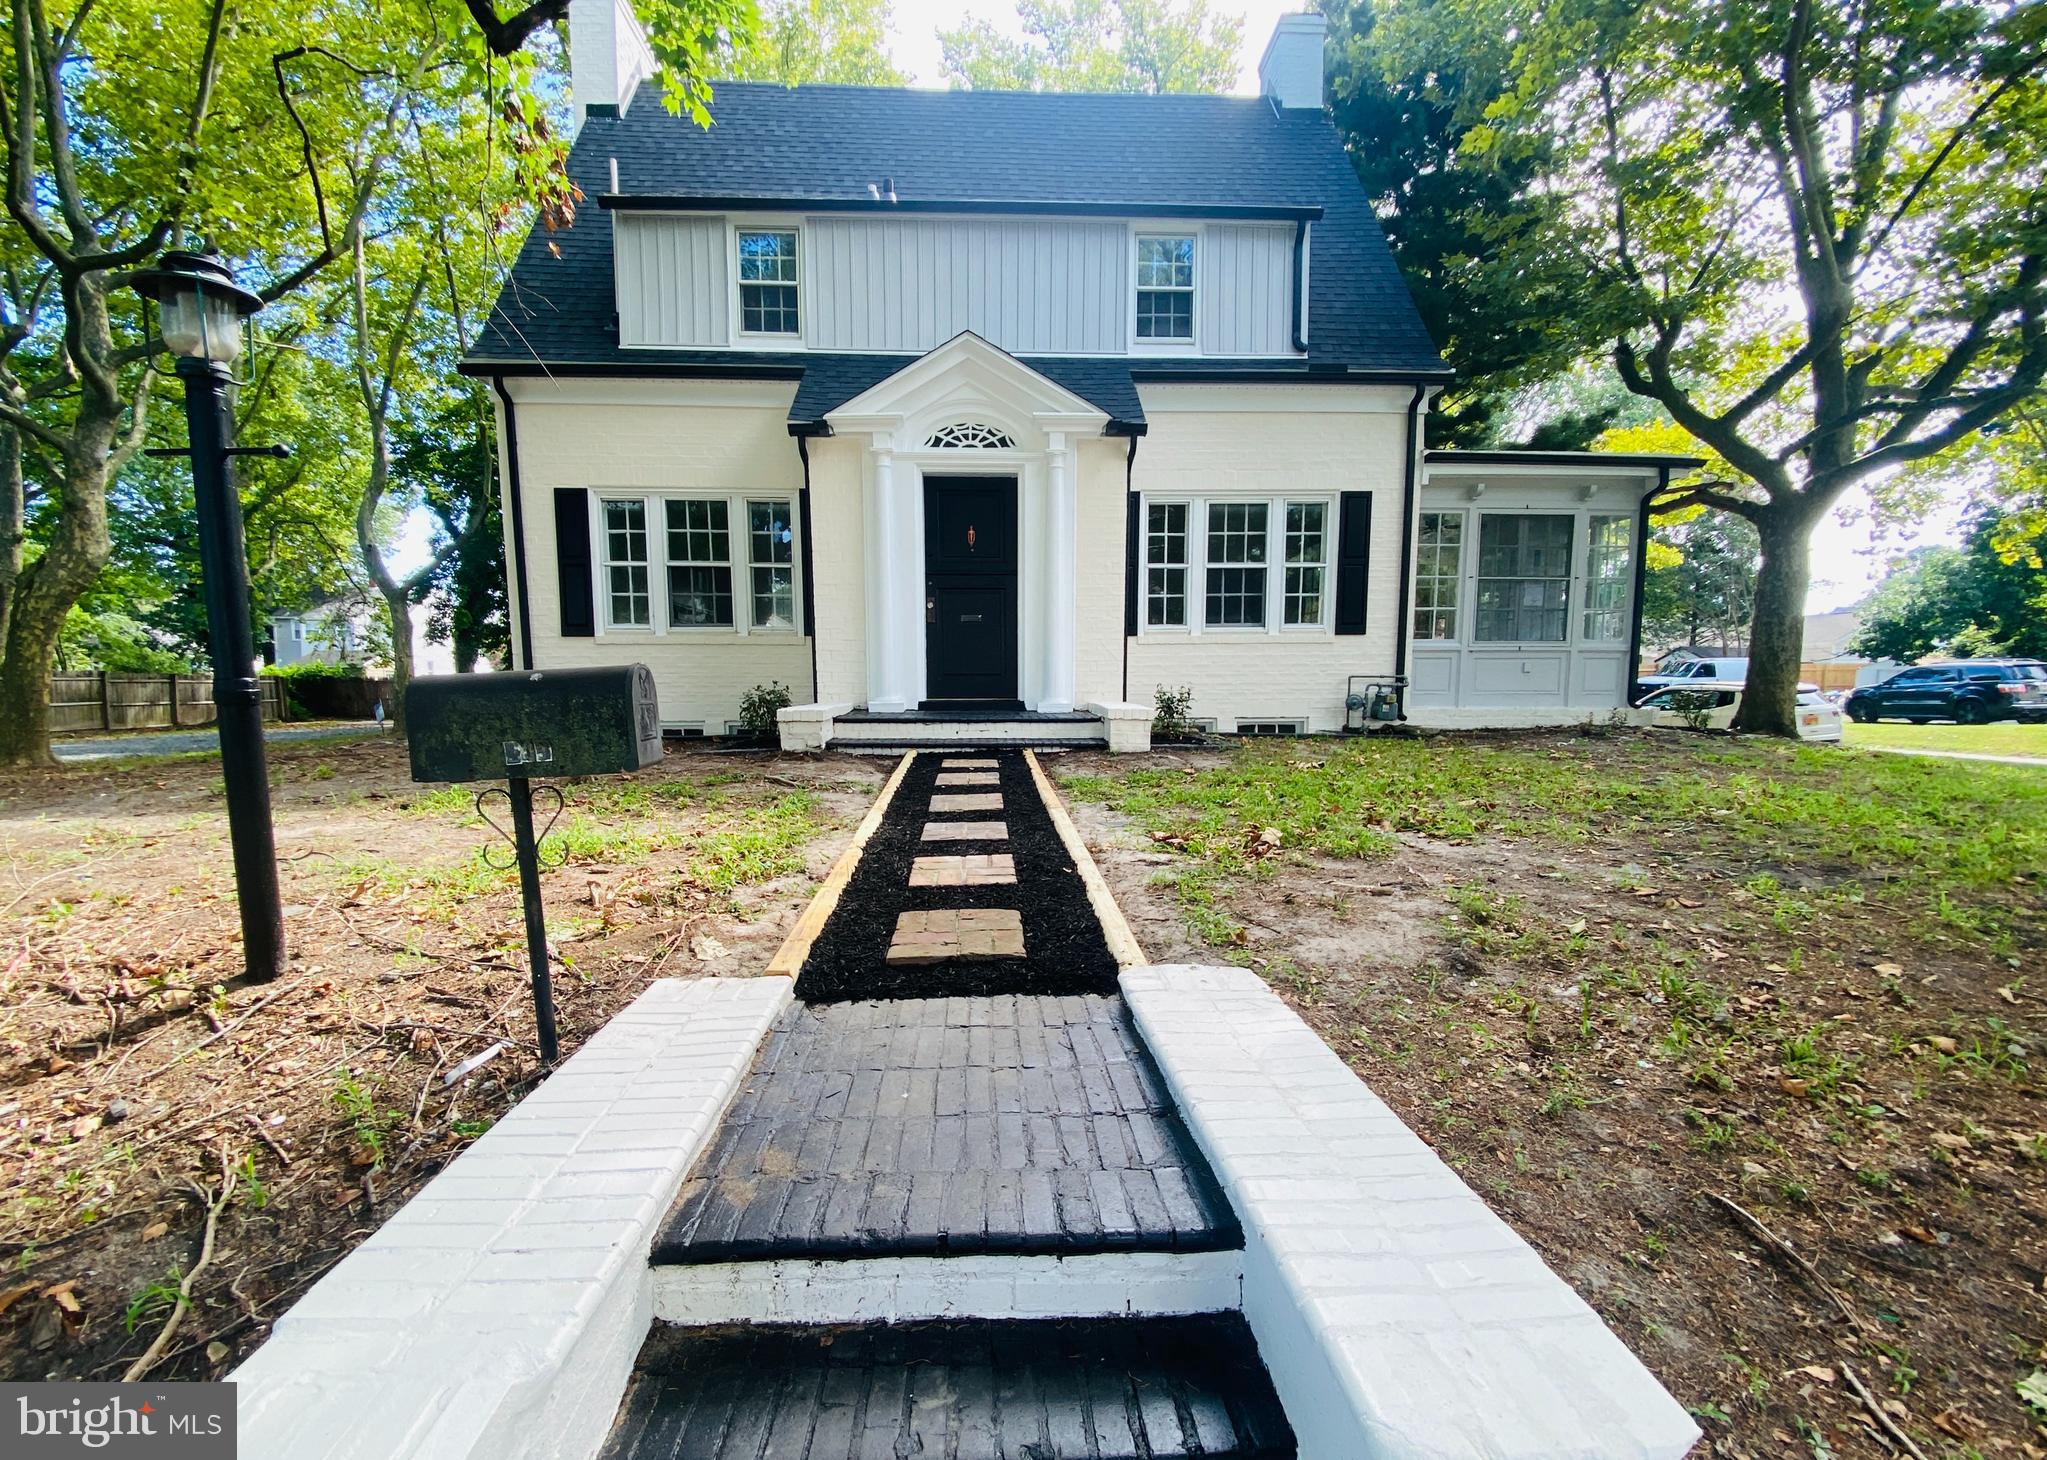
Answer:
[234, 975, 793, 1460]
[1122, 964, 1699, 1460]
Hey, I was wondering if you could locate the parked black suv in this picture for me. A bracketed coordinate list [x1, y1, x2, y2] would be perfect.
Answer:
[1844, 660, 2047, 724]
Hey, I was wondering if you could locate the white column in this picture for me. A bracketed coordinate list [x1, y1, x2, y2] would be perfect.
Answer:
[1043, 432, 1077, 712]
[868, 445, 906, 711]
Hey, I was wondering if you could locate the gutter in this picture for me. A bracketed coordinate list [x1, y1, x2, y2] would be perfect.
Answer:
[597, 194, 1323, 223]
[491, 377, 536, 672]
[1624, 469, 1667, 707]
[1391, 384, 1427, 718]
[1121, 431, 1140, 702]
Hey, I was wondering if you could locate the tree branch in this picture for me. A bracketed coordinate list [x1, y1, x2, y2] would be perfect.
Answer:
[462, 0, 570, 56]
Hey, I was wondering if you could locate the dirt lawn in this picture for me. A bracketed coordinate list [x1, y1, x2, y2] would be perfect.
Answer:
[1058, 730, 2047, 1460]
[0, 737, 884, 1383]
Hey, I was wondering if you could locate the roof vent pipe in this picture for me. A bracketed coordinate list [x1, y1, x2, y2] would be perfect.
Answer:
[884, 177, 898, 204]
[867, 182, 881, 200]
[609, 157, 620, 193]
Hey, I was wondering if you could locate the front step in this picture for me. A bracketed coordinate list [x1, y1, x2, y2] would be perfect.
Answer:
[600, 1315, 1295, 1460]
[831, 709, 1105, 750]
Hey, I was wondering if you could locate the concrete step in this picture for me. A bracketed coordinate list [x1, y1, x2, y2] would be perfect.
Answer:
[831, 711, 1106, 748]
[599, 1314, 1295, 1460]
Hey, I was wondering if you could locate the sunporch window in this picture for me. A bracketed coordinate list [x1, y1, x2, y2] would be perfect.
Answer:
[737, 229, 799, 335]
[1412, 511, 1462, 639]
[1282, 502, 1328, 626]
[748, 500, 797, 631]
[1581, 514, 1634, 641]
[601, 499, 651, 628]
[1474, 513, 1573, 643]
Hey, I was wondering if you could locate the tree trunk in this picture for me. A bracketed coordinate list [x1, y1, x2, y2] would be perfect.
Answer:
[0, 424, 21, 654]
[1729, 515, 1812, 737]
[379, 586, 416, 736]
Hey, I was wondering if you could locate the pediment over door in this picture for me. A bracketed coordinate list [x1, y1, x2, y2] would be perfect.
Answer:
[824, 331, 1108, 452]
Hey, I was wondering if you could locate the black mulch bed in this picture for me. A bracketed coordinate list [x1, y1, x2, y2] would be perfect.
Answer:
[795, 751, 1119, 1002]
[602, 1314, 1295, 1460]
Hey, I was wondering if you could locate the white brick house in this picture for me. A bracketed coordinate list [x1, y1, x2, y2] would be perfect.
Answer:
[464, 4, 1698, 749]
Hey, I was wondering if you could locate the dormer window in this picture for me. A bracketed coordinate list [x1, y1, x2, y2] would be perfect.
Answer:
[737, 229, 799, 336]
[1135, 235, 1195, 341]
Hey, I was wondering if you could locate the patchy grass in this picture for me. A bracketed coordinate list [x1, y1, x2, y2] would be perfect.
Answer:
[0, 739, 881, 1384]
[1060, 729, 2047, 1457]
[1843, 718, 2047, 758]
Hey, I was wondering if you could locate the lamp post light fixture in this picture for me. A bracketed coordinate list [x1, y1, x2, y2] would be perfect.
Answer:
[130, 249, 286, 982]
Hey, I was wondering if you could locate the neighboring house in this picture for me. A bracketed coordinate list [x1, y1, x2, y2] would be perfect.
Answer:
[268, 602, 370, 669]
[462, 1, 1700, 748]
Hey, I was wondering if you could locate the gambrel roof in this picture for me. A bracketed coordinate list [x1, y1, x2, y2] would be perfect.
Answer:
[464, 83, 1449, 430]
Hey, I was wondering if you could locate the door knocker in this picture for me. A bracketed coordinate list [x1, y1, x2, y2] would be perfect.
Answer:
[966, 524, 977, 551]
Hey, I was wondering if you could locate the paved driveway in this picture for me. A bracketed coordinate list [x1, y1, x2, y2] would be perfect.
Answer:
[52, 722, 384, 762]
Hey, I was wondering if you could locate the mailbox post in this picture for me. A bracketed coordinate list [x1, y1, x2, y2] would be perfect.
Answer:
[406, 666, 663, 1065]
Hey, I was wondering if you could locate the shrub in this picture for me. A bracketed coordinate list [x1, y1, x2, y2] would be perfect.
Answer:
[1153, 684, 1196, 740]
[739, 681, 792, 741]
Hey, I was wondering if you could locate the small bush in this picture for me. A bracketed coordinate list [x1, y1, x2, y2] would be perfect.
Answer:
[1153, 684, 1196, 739]
[739, 681, 792, 741]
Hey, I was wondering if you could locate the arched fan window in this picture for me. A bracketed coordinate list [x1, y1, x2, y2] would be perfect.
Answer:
[924, 422, 1016, 450]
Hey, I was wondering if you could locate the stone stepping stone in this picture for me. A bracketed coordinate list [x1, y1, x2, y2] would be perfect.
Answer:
[909, 853, 1016, 887]
[886, 908, 1026, 964]
[930, 791, 1003, 813]
[941, 757, 999, 768]
[920, 820, 1007, 842]
[934, 771, 1000, 787]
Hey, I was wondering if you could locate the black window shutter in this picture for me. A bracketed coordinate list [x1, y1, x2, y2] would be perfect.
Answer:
[1123, 492, 1141, 637]
[555, 488, 595, 638]
[1334, 490, 1371, 635]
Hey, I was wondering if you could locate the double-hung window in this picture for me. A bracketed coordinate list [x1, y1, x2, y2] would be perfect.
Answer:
[1581, 514, 1634, 641]
[1146, 502, 1189, 627]
[603, 499, 651, 628]
[596, 493, 801, 634]
[1474, 513, 1574, 643]
[665, 500, 734, 627]
[748, 500, 797, 631]
[737, 229, 799, 336]
[1135, 235, 1195, 341]
[1204, 502, 1269, 626]
[1282, 502, 1328, 626]
[1413, 511, 1462, 640]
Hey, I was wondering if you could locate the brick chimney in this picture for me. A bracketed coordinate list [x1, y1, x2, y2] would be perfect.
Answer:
[1258, 12, 1328, 110]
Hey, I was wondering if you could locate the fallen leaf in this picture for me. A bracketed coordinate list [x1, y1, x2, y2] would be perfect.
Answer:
[43, 1282, 81, 1315]
[206, 1340, 230, 1365]
[0, 1282, 36, 1317]
[1795, 1365, 1837, 1384]
[68, 1114, 101, 1140]
[1932, 1410, 1980, 1440]
[1931, 1132, 1972, 1150]
[1927, 1035, 1958, 1054]
[1999, 985, 2020, 1005]
[1874, 962, 1904, 977]
[1899, 1224, 1939, 1244]
[141, 1221, 168, 1241]
[1778, 1076, 1810, 1097]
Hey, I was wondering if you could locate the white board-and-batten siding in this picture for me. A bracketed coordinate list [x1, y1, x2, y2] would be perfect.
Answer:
[611, 212, 1297, 357]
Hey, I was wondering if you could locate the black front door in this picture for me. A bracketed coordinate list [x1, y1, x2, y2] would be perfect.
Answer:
[923, 475, 1018, 705]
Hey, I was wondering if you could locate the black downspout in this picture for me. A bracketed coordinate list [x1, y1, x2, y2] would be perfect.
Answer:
[1121, 431, 1140, 701]
[1391, 384, 1426, 718]
[492, 377, 535, 672]
[1624, 468, 1666, 707]
[1289, 220, 1309, 354]
[797, 433, 820, 703]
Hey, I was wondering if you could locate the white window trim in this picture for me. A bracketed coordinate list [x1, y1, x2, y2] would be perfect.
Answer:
[1128, 225, 1202, 356]
[1137, 492, 1337, 638]
[589, 490, 805, 641]
[727, 218, 805, 346]
[1580, 512, 1635, 644]
[1469, 509, 1577, 649]
[1411, 507, 1467, 646]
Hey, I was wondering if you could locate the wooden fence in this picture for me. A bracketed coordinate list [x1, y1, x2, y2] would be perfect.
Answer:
[51, 672, 285, 735]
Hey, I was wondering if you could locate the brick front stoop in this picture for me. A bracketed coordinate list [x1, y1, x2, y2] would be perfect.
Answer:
[1122, 964, 1700, 1460]
[233, 975, 793, 1460]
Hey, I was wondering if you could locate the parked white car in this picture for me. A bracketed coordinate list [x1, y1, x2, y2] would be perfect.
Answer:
[1636, 656, 1751, 696]
[1637, 683, 1844, 743]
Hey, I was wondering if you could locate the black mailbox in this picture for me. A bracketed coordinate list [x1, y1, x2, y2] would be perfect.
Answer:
[406, 665, 662, 784]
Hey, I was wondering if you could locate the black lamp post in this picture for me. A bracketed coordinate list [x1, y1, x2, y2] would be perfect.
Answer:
[130, 250, 285, 982]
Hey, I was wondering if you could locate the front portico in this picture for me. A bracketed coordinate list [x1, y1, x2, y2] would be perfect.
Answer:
[820, 333, 1109, 714]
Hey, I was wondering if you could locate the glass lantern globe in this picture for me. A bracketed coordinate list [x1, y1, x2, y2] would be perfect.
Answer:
[131, 250, 263, 365]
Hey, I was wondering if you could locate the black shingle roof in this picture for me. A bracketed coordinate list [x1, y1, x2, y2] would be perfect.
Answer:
[464, 83, 1448, 428]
